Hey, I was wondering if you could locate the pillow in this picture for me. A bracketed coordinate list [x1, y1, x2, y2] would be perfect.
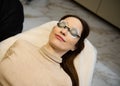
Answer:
[0, 21, 56, 60]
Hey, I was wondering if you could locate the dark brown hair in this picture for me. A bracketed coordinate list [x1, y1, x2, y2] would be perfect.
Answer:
[60, 15, 90, 86]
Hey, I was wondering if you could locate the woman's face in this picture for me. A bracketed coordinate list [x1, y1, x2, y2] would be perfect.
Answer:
[48, 17, 83, 53]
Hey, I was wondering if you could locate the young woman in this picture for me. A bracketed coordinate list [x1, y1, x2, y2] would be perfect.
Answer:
[0, 15, 89, 86]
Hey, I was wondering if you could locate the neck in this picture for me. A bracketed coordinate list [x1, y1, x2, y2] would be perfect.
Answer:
[45, 43, 67, 57]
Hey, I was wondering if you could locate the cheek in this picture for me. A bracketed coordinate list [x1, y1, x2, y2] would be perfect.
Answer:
[49, 27, 58, 40]
[66, 38, 79, 49]
[70, 39, 78, 45]
[52, 26, 59, 32]
[48, 27, 63, 47]
[49, 26, 59, 36]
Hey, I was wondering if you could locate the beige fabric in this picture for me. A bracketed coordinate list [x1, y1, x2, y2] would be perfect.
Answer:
[0, 21, 97, 86]
[0, 39, 72, 86]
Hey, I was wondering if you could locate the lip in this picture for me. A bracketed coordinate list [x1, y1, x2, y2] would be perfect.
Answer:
[55, 34, 65, 42]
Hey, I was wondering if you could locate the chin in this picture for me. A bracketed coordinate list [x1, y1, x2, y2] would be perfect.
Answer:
[51, 42, 70, 52]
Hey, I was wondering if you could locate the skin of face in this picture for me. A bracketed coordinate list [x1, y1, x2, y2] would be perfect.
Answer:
[47, 17, 83, 56]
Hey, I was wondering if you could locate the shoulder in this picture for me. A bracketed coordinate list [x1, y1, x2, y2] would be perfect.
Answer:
[13, 39, 33, 47]
[1, 39, 37, 61]
[6, 39, 33, 50]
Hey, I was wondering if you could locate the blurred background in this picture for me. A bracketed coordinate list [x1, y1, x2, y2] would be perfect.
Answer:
[20, 0, 120, 86]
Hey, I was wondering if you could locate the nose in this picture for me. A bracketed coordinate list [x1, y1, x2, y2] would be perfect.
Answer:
[60, 27, 68, 36]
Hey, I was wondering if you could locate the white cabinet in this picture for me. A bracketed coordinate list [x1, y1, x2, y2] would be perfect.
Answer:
[74, 0, 120, 28]
[74, 0, 101, 13]
[97, 0, 120, 29]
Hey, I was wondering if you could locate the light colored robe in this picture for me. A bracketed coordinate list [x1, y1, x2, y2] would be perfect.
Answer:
[0, 39, 72, 86]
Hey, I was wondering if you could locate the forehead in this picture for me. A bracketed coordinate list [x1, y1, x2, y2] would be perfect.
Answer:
[63, 17, 83, 31]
